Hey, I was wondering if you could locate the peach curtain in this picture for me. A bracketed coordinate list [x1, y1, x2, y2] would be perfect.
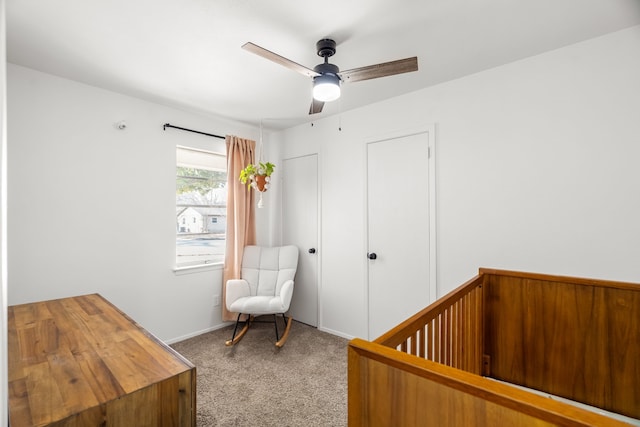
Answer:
[222, 135, 256, 321]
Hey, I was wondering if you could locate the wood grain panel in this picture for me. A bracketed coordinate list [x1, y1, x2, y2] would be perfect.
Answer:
[348, 339, 631, 427]
[483, 272, 640, 419]
[8, 294, 196, 427]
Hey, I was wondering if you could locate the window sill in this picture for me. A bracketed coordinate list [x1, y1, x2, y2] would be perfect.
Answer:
[173, 262, 223, 275]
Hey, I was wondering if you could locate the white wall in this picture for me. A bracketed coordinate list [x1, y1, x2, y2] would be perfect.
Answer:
[0, 0, 8, 421]
[6, 25, 640, 345]
[278, 26, 640, 339]
[6, 64, 275, 342]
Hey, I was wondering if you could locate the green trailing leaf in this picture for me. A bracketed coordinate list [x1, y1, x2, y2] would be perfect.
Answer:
[258, 162, 275, 176]
[239, 162, 276, 188]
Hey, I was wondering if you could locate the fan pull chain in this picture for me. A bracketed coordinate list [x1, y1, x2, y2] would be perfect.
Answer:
[338, 95, 342, 131]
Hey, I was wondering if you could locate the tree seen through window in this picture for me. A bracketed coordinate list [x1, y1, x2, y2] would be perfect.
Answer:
[176, 148, 227, 267]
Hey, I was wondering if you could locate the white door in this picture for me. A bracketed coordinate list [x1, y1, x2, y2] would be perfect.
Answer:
[282, 154, 319, 327]
[367, 131, 435, 339]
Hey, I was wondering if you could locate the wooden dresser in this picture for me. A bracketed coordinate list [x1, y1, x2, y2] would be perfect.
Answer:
[8, 294, 196, 427]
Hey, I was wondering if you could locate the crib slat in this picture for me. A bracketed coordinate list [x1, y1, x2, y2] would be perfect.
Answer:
[462, 293, 469, 371]
[456, 301, 460, 367]
[466, 291, 474, 372]
[427, 321, 433, 361]
[451, 304, 456, 367]
[434, 316, 440, 363]
[469, 287, 477, 373]
[445, 309, 449, 365]
[442, 312, 447, 364]
[472, 286, 478, 373]
[456, 299, 462, 369]
[458, 299, 463, 368]
[450, 302, 457, 367]
[474, 285, 483, 374]
[411, 330, 418, 355]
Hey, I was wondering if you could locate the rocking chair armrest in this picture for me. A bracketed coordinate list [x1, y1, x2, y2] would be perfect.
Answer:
[279, 280, 295, 311]
[226, 279, 250, 310]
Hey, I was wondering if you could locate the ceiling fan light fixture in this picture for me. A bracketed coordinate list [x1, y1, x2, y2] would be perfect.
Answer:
[242, 39, 418, 115]
[313, 74, 341, 102]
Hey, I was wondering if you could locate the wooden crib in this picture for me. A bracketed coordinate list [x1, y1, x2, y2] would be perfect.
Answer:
[348, 269, 639, 426]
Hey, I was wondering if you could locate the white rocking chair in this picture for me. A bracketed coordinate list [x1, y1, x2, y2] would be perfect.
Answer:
[225, 245, 299, 347]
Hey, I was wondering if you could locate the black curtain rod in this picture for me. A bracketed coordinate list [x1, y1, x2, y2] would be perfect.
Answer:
[163, 123, 225, 140]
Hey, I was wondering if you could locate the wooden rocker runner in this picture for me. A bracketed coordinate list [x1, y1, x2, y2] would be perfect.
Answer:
[225, 313, 294, 348]
[224, 245, 299, 347]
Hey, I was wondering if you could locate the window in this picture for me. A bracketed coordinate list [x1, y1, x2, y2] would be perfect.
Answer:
[176, 146, 227, 267]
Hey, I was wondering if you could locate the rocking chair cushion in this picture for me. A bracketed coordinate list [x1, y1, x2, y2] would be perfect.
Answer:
[225, 245, 298, 316]
[227, 282, 293, 314]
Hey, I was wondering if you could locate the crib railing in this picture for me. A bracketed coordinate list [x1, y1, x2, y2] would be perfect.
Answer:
[375, 273, 485, 375]
[348, 268, 639, 426]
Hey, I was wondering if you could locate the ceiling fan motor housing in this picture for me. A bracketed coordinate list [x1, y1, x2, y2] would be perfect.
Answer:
[316, 38, 337, 58]
[313, 62, 340, 76]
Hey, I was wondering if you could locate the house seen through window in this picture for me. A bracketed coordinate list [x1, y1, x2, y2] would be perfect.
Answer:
[176, 146, 227, 267]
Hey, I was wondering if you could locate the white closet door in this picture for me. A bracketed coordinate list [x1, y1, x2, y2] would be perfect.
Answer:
[367, 131, 434, 339]
[283, 154, 319, 327]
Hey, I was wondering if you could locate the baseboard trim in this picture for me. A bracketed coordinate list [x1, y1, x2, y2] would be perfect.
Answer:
[167, 323, 354, 345]
[165, 322, 232, 345]
[318, 326, 355, 341]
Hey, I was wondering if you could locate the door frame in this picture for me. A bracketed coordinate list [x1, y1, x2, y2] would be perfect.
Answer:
[281, 153, 322, 328]
[363, 125, 437, 339]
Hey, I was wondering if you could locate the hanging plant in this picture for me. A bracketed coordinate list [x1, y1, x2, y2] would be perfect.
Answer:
[239, 121, 275, 208]
[239, 161, 276, 192]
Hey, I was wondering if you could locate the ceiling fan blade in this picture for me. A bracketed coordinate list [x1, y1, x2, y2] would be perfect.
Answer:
[242, 42, 320, 78]
[309, 98, 325, 115]
[340, 57, 418, 83]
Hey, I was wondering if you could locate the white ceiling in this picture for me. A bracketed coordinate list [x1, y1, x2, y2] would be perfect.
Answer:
[7, 0, 640, 130]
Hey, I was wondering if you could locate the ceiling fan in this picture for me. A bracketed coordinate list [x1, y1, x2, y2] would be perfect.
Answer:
[242, 38, 419, 114]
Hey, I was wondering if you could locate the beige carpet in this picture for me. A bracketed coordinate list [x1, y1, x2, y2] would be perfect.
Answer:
[171, 319, 349, 427]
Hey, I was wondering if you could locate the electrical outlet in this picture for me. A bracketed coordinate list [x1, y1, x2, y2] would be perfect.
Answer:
[213, 295, 220, 307]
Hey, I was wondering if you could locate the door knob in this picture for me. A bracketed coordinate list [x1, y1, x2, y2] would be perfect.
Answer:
[308, 248, 316, 254]
[367, 253, 377, 260]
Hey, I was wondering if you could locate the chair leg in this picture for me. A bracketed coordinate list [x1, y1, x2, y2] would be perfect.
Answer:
[273, 314, 280, 341]
[225, 313, 251, 346]
[275, 315, 293, 348]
